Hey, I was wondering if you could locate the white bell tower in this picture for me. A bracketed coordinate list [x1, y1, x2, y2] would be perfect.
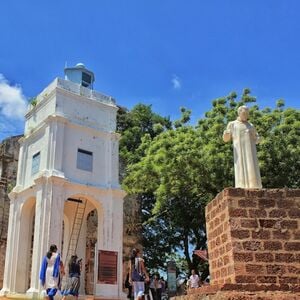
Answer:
[0, 64, 125, 299]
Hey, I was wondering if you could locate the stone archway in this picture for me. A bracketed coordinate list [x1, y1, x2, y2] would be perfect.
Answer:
[62, 194, 102, 296]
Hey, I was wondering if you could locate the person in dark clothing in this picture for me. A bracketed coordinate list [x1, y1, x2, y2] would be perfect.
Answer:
[125, 272, 133, 299]
[150, 274, 162, 300]
[61, 255, 82, 300]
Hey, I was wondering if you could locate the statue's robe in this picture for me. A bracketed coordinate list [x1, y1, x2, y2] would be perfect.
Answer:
[223, 120, 262, 188]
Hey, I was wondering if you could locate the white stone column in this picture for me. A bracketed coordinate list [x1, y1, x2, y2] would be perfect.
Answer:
[0, 196, 18, 295]
[53, 119, 65, 174]
[45, 116, 65, 177]
[111, 133, 120, 188]
[26, 183, 46, 295]
[15, 143, 24, 187]
[112, 190, 125, 298]
[10, 200, 23, 293]
[27, 176, 65, 296]
[94, 190, 125, 298]
[48, 178, 65, 249]
[16, 140, 28, 187]
[45, 124, 52, 170]
[107, 136, 112, 187]
[102, 195, 112, 249]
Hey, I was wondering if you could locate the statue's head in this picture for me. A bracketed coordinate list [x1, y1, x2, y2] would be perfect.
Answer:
[237, 105, 249, 122]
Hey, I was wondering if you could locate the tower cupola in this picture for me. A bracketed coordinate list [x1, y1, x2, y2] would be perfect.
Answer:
[64, 63, 95, 89]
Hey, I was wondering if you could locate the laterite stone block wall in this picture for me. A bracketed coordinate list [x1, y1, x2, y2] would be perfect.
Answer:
[205, 188, 300, 290]
[0, 136, 21, 288]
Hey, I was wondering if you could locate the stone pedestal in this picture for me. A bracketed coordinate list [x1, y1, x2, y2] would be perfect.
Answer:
[205, 188, 300, 291]
[178, 188, 300, 300]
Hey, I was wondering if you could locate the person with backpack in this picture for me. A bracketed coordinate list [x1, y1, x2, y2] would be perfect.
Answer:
[61, 255, 82, 300]
[128, 248, 149, 300]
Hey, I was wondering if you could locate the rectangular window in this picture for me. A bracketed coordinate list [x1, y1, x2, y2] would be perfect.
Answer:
[77, 149, 93, 172]
[31, 152, 40, 175]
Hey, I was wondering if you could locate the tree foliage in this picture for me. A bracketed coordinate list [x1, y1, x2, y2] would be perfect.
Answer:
[117, 103, 173, 268]
[117, 103, 171, 167]
[119, 91, 300, 274]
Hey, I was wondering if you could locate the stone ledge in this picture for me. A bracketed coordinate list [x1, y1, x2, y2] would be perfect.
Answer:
[187, 283, 300, 295]
[188, 284, 221, 295]
[174, 290, 300, 300]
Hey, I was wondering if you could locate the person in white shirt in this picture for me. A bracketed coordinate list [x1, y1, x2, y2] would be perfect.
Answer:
[128, 248, 150, 300]
[188, 269, 200, 289]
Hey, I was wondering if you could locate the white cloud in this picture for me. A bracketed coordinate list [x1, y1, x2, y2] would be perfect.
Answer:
[172, 75, 181, 90]
[0, 74, 27, 120]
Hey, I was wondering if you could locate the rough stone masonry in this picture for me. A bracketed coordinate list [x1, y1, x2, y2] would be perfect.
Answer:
[175, 188, 300, 300]
[0, 136, 21, 288]
[206, 188, 300, 290]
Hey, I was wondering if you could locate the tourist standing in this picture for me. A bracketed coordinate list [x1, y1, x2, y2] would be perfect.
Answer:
[39, 244, 62, 300]
[129, 248, 149, 300]
[188, 269, 200, 289]
[61, 255, 82, 300]
[150, 274, 162, 300]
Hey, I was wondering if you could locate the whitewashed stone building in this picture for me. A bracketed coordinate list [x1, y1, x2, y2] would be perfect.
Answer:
[0, 64, 126, 299]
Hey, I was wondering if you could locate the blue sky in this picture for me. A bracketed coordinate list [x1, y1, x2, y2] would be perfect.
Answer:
[1, 0, 300, 141]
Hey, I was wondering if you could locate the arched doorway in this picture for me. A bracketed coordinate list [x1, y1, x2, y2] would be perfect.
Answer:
[62, 195, 100, 296]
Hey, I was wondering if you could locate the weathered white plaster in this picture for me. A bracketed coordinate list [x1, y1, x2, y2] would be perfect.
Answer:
[0, 75, 126, 299]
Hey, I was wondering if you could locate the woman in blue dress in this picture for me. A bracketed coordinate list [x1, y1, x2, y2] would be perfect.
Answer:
[39, 244, 62, 300]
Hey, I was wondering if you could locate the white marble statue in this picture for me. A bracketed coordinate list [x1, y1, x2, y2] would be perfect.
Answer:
[223, 105, 262, 188]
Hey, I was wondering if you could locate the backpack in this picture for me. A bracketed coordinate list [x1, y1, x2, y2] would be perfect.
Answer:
[131, 258, 144, 282]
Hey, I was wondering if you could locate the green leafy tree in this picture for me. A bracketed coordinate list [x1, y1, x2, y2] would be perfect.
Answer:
[117, 103, 172, 168]
[123, 123, 208, 271]
[122, 90, 300, 274]
[251, 102, 300, 188]
[117, 103, 173, 269]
